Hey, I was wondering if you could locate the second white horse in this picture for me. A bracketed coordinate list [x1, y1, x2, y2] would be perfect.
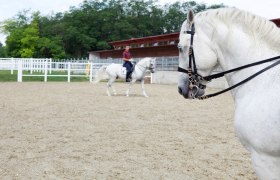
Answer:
[94, 57, 155, 97]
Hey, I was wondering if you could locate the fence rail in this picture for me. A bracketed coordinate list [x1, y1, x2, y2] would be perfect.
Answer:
[18, 61, 108, 82]
[0, 57, 226, 85]
[0, 58, 152, 83]
[0, 56, 178, 84]
[0, 58, 103, 82]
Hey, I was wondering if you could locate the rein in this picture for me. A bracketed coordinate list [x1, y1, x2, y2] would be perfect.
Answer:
[198, 58, 280, 100]
[178, 23, 280, 100]
[203, 55, 280, 81]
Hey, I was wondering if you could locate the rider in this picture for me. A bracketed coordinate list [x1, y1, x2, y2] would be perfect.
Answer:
[122, 45, 133, 82]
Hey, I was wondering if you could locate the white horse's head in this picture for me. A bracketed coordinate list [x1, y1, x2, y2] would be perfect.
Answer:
[178, 9, 218, 99]
[140, 57, 156, 73]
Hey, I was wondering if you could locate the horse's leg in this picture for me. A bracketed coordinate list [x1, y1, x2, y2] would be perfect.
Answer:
[106, 80, 112, 96]
[141, 79, 148, 97]
[107, 77, 116, 96]
[111, 86, 117, 95]
[251, 151, 280, 180]
[126, 79, 136, 97]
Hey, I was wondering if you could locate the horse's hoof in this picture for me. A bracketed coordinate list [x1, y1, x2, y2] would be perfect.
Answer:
[143, 93, 149, 97]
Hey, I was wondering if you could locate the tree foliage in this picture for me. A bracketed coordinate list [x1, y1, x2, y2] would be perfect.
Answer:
[0, 0, 225, 58]
[0, 42, 6, 57]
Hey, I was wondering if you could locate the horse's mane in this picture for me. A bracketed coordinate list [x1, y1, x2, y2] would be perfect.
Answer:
[195, 8, 280, 49]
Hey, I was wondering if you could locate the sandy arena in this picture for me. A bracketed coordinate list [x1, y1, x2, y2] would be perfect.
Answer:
[0, 82, 257, 179]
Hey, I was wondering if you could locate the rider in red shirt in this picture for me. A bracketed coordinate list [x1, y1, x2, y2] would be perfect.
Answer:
[122, 45, 133, 82]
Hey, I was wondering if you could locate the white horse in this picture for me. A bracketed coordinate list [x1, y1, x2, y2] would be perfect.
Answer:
[178, 8, 280, 179]
[94, 57, 155, 97]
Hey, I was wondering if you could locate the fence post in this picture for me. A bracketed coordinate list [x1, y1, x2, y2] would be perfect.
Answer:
[89, 62, 93, 82]
[44, 61, 48, 82]
[67, 62, 71, 82]
[30, 58, 33, 74]
[49, 58, 52, 74]
[11, 57, 14, 75]
[41, 59, 44, 73]
[17, 60, 22, 82]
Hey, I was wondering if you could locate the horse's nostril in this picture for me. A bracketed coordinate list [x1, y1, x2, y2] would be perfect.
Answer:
[178, 87, 183, 95]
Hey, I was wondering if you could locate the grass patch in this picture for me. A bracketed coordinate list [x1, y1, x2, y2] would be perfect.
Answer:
[0, 70, 17, 81]
[0, 70, 90, 82]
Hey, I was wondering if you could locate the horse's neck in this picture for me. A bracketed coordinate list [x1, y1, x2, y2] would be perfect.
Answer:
[213, 25, 275, 67]
[134, 60, 147, 75]
[211, 23, 276, 70]
[211, 23, 280, 98]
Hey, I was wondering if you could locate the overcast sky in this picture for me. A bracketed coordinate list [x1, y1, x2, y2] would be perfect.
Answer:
[0, 0, 279, 44]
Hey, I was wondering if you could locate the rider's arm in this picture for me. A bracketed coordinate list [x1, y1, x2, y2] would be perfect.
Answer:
[123, 57, 130, 61]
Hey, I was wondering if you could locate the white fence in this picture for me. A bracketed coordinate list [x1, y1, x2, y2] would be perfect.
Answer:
[0, 58, 153, 83]
[0, 57, 228, 87]
[0, 58, 109, 82]
[0, 58, 52, 74]
[17, 61, 98, 82]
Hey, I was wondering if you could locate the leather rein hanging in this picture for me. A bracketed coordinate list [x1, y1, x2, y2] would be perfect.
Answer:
[178, 23, 280, 100]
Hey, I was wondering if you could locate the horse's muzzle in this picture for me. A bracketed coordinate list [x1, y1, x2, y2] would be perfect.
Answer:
[178, 74, 205, 99]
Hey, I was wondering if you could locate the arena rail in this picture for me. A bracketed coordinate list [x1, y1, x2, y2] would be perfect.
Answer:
[17, 61, 107, 82]
[0, 57, 154, 83]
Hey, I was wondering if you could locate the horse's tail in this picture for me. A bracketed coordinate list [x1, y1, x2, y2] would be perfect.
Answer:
[93, 65, 108, 84]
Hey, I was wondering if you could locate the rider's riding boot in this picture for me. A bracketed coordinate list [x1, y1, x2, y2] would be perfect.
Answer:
[126, 72, 130, 82]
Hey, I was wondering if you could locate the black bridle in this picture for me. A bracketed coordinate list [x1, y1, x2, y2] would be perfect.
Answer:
[178, 23, 280, 100]
[178, 24, 206, 91]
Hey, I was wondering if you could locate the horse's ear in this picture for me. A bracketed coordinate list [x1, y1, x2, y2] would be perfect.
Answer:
[187, 9, 195, 24]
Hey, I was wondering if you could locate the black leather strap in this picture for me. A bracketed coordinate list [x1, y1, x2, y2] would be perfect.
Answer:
[198, 58, 280, 99]
[203, 55, 280, 81]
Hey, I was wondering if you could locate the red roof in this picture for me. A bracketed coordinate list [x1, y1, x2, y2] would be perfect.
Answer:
[109, 32, 179, 47]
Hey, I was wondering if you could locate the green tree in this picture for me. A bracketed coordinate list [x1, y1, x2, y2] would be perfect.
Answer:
[0, 43, 7, 57]
[1, 0, 226, 58]
[19, 18, 39, 57]
[163, 2, 186, 33]
[163, 1, 225, 32]
[37, 13, 67, 58]
[1, 10, 39, 57]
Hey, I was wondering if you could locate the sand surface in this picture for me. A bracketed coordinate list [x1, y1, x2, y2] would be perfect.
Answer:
[0, 82, 256, 179]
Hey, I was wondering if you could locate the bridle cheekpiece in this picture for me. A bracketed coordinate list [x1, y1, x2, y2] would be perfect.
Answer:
[178, 23, 206, 97]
